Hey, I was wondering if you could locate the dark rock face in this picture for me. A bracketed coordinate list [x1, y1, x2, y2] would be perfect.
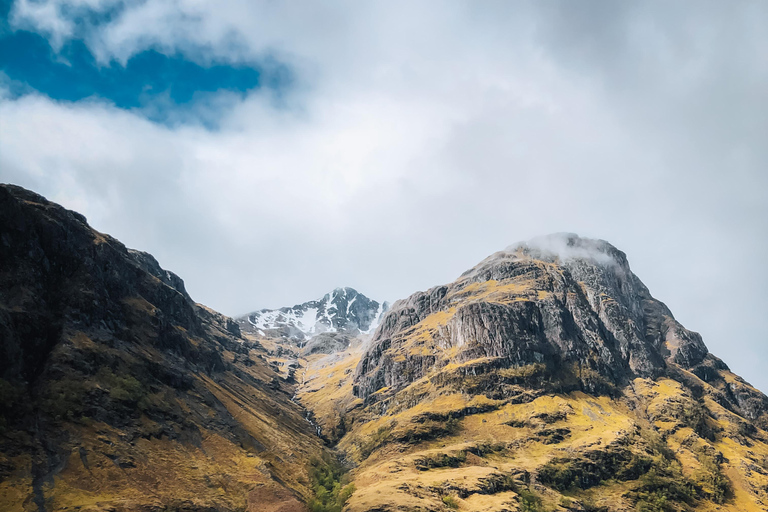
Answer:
[238, 286, 388, 340]
[0, 184, 321, 511]
[354, 234, 712, 402]
[0, 185, 224, 387]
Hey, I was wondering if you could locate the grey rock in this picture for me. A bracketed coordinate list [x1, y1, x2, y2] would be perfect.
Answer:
[300, 332, 352, 356]
[354, 234, 715, 402]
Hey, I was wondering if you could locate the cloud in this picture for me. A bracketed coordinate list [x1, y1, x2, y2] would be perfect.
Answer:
[509, 233, 619, 267]
[1, 1, 767, 393]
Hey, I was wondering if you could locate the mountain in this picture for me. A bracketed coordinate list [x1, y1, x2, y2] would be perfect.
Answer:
[237, 287, 389, 340]
[0, 184, 324, 512]
[354, 234, 712, 401]
[2, 185, 768, 512]
[293, 234, 768, 512]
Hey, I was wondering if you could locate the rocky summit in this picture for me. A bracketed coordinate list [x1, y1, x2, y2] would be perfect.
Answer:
[2, 185, 768, 512]
[354, 233, 710, 402]
[238, 287, 389, 341]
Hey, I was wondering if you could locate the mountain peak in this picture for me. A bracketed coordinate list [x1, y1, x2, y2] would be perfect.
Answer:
[510, 232, 627, 265]
[462, 233, 630, 285]
[355, 236, 710, 401]
[237, 287, 389, 340]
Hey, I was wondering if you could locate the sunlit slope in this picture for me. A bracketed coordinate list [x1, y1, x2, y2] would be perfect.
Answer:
[296, 236, 768, 511]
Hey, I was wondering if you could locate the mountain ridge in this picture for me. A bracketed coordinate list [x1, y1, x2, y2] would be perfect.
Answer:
[2, 184, 768, 512]
[237, 287, 389, 341]
[353, 232, 714, 404]
[0, 183, 324, 512]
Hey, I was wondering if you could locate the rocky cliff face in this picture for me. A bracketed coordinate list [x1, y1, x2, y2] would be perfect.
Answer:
[0, 184, 323, 512]
[354, 234, 713, 403]
[238, 287, 388, 340]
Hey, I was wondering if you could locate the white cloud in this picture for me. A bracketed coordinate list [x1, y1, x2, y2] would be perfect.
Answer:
[2, 1, 767, 393]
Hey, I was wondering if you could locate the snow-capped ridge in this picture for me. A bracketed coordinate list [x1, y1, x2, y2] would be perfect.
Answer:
[237, 287, 389, 340]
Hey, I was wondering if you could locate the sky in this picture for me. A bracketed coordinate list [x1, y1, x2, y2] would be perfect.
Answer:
[1, 2, 766, 392]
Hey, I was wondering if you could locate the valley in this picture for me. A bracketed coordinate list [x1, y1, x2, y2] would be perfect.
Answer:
[1, 184, 768, 512]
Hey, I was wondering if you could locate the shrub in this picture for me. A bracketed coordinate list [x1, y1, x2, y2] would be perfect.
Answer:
[307, 456, 355, 512]
[691, 449, 731, 504]
[390, 417, 461, 446]
[96, 367, 145, 403]
[629, 467, 696, 511]
[518, 487, 543, 512]
[636, 491, 671, 512]
[442, 495, 459, 509]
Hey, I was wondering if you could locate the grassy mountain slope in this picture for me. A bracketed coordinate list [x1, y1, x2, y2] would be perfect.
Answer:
[292, 239, 768, 512]
[0, 184, 324, 512]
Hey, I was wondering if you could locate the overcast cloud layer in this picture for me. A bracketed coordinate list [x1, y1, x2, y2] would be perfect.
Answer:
[1, 1, 767, 392]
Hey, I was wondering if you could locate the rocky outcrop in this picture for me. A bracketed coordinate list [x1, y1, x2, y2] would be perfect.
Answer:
[300, 332, 353, 356]
[355, 234, 712, 402]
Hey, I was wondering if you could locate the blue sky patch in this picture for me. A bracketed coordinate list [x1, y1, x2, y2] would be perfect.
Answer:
[0, 1, 289, 127]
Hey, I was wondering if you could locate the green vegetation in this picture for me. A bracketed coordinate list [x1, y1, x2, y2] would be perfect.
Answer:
[631, 467, 696, 512]
[96, 367, 145, 403]
[667, 399, 715, 441]
[467, 441, 506, 457]
[537, 425, 730, 511]
[307, 456, 355, 512]
[572, 364, 617, 396]
[691, 448, 731, 504]
[536, 427, 571, 444]
[40, 377, 90, 420]
[625, 444, 696, 511]
[625, 430, 731, 510]
[441, 495, 459, 509]
[477, 472, 519, 494]
[579, 497, 608, 512]
[538, 446, 643, 491]
[506, 410, 570, 430]
[635, 492, 670, 512]
[517, 486, 543, 512]
[613, 430, 696, 511]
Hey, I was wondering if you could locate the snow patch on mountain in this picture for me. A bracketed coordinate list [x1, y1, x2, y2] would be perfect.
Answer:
[237, 287, 389, 340]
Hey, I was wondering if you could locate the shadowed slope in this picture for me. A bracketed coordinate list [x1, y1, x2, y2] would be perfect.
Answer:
[0, 184, 323, 512]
